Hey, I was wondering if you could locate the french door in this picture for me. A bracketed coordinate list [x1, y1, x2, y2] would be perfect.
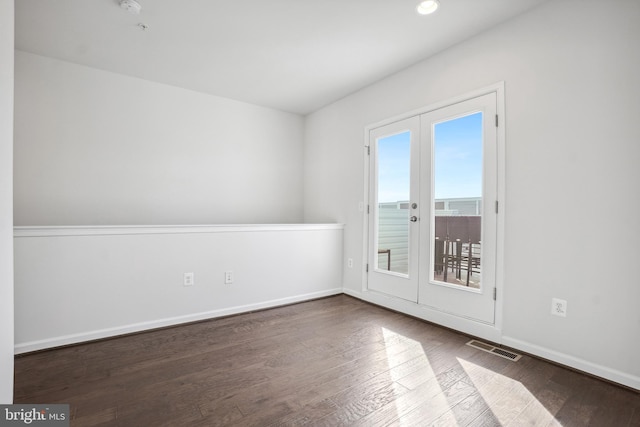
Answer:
[367, 92, 498, 324]
[367, 117, 420, 302]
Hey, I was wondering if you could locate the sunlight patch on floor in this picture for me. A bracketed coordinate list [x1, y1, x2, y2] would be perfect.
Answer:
[457, 358, 563, 426]
[380, 327, 453, 424]
[381, 327, 435, 382]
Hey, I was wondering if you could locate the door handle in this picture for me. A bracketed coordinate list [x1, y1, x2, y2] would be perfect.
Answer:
[410, 216, 418, 222]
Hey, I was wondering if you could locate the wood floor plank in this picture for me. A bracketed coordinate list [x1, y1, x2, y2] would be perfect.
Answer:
[13, 295, 639, 427]
[351, 365, 479, 427]
[389, 379, 479, 426]
[72, 407, 117, 427]
[431, 391, 494, 427]
[264, 398, 340, 427]
[630, 406, 640, 427]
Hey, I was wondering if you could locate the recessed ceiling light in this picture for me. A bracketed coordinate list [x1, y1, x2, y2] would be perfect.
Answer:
[416, 0, 440, 15]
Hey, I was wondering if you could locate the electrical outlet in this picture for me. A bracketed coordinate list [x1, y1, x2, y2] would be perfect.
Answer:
[551, 298, 567, 317]
[347, 258, 353, 268]
[183, 272, 194, 287]
[225, 271, 234, 284]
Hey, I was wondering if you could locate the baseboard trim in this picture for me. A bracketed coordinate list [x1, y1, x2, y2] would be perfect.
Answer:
[502, 336, 640, 391]
[15, 288, 343, 354]
[345, 288, 639, 391]
[344, 288, 502, 344]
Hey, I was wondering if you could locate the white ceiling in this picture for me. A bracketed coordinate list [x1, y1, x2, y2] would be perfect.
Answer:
[15, 0, 549, 115]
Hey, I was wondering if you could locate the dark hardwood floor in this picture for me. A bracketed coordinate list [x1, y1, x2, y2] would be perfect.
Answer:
[14, 295, 640, 426]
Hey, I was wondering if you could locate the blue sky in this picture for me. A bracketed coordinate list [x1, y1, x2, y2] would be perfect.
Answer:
[377, 131, 411, 203]
[377, 112, 483, 203]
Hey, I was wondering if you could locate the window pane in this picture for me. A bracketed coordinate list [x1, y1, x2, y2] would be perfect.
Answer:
[376, 131, 410, 275]
[432, 112, 482, 288]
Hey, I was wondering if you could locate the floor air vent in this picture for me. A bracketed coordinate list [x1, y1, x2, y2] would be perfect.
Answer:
[466, 340, 522, 361]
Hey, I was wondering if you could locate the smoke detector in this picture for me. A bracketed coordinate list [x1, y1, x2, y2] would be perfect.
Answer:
[120, 0, 142, 15]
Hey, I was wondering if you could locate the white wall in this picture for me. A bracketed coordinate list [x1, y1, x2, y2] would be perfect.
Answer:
[304, 0, 640, 389]
[14, 51, 305, 226]
[14, 224, 343, 353]
[0, 0, 14, 404]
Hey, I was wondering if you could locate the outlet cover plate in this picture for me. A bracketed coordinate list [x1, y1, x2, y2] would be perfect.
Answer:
[551, 298, 567, 317]
[225, 271, 234, 284]
[184, 272, 194, 286]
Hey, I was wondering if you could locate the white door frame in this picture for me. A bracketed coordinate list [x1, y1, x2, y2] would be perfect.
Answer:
[361, 82, 506, 342]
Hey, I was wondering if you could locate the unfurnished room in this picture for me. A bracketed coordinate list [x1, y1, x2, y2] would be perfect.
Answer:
[0, 0, 639, 425]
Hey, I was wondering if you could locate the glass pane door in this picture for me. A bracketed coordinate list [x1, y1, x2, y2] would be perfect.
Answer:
[376, 131, 411, 275]
[418, 92, 497, 324]
[432, 112, 483, 288]
[368, 116, 420, 302]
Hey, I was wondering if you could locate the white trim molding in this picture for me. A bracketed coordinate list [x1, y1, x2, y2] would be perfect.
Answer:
[344, 287, 639, 391]
[14, 223, 344, 238]
[15, 288, 343, 354]
[343, 288, 503, 344]
[14, 223, 344, 354]
[502, 336, 640, 391]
